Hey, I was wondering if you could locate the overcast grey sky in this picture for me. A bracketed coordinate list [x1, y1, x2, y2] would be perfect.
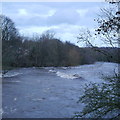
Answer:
[2, 2, 110, 46]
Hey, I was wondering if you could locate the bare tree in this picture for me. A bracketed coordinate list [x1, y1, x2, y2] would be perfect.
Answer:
[40, 30, 56, 41]
[0, 15, 19, 41]
[77, 2, 120, 62]
[75, 2, 120, 119]
[77, 2, 119, 47]
[1, 15, 23, 69]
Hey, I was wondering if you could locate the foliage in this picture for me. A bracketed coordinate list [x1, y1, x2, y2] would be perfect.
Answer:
[75, 2, 120, 119]
[77, 2, 120, 62]
[75, 73, 120, 119]
[95, 2, 120, 47]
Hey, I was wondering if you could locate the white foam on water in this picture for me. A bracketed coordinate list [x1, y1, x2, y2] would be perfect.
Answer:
[10, 108, 17, 113]
[49, 69, 56, 73]
[14, 98, 17, 101]
[56, 62, 119, 82]
[56, 71, 81, 79]
[0, 73, 2, 78]
[0, 108, 3, 115]
[61, 67, 68, 70]
[2, 72, 22, 78]
[32, 98, 45, 101]
[9, 80, 21, 83]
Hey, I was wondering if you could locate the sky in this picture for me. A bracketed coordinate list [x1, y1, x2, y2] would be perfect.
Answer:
[2, 2, 110, 47]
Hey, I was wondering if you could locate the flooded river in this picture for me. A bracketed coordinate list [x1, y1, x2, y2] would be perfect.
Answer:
[2, 62, 118, 118]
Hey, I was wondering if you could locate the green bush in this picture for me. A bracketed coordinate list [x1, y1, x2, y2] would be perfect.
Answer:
[75, 73, 120, 119]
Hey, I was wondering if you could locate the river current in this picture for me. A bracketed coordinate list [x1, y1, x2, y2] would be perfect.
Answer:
[2, 62, 118, 118]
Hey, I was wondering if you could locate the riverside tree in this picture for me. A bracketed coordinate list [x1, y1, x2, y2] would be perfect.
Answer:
[1, 15, 23, 68]
[1, 16, 83, 68]
[75, 1, 120, 119]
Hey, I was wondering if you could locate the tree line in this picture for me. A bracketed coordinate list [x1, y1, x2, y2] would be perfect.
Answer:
[1, 15, 82, 69]
[1, 15, 120, 70]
